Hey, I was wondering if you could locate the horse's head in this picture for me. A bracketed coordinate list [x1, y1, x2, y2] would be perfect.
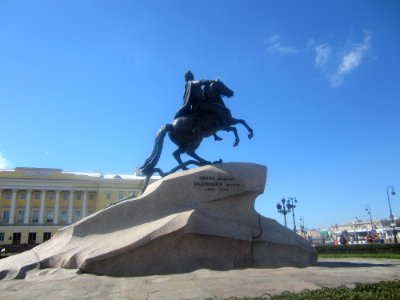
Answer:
[204, 79, 234, 101]
[212, 79, 234, 98]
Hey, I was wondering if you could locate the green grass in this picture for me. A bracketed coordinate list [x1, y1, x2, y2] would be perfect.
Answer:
[318, 253, 400, 259]
[216, 280, 400, 300]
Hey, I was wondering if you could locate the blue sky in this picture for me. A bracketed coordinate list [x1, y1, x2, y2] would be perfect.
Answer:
[1, 1, 399, 229]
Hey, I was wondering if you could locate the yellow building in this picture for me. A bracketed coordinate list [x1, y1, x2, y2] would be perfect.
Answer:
[0, 167, 154, 246]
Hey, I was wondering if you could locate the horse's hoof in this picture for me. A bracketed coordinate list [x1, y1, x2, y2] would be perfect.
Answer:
[233, 139, 240, 147]
[248, 131, 254, 139]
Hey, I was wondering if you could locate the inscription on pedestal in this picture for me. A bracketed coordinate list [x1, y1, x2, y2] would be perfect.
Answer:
[194, 176, 242, 192]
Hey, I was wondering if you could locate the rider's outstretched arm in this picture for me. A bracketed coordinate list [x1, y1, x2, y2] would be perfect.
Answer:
[199, 79, 214, 86]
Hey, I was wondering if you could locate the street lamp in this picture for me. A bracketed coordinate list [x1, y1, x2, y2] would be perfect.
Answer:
[365, 205, 373, 235]
[386, 186, 397, 243]
[276, 198, 291, 228]
[276, 197, 297, 231]
[287, 197, 298, 232]
[300, 216, 307, 237]
[352, 217, 359, 244]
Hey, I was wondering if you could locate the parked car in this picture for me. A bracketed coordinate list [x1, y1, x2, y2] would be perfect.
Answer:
[366, 235, 380, 243]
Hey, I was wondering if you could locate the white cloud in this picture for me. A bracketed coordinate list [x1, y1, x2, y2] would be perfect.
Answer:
[265, 34, 297, 55]
[0, 153, 10, 169]
[315, 44, 331, 67]
[313, 31, 372, 87]
[337, 32, 371, 76]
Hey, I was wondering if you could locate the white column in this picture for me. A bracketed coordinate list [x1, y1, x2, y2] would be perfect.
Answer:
[8, 189, 17, 224]
[54, 190, 60, 224]
[39, 190, 46, 224]
[24, 190, 32, 224]
[68, 191, 74, 223]
[82, 191, 88, 218]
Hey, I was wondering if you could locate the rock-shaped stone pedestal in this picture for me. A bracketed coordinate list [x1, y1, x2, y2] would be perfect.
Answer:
[0, 163, 317, 280]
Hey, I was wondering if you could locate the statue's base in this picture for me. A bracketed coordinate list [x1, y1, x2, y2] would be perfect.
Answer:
[0, 163, 317, 279]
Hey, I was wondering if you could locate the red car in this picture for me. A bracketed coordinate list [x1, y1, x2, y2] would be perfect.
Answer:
[366, 235, 379, 243]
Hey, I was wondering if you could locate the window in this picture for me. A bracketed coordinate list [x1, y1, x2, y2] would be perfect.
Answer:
[12, 232, 21, 245]
[1, 210, 9, 223]
[34, 192, 41, 200]
[0, 233, 4, 241]
[5, 191, 12, 200]
[60, 210, 68, 223]
[74, 210, 81, 221]
[62, 192, 68, 201]
[28, 232, 36, 244]
[48, 192, 55, 201]
[31, 210, 39, 223]
[76, 193, 82, 201]
[89, 192, 95, 201]
[17, 209, 25, 224]
[43, 232, 51, 242]
[20, 191, 26, 200]
[106, 192, 111, 200]
[46, 210, 54, 223]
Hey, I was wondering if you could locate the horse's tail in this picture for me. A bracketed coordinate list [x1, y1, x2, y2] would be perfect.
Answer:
[140, 124, 172, 176]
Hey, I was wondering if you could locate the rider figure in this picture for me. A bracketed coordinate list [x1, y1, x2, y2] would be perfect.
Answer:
[175, 71, 224, 140]
[175, 70, 212, 118]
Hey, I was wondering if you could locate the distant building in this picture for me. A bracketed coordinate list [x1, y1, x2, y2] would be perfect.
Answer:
[302, 217, 400, 246]
[0, 167, 157, 246]
[328, 217, 400, 244]
[298, 228, 324, 246]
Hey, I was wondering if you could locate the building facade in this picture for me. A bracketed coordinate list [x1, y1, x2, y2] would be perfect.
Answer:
[328, 217, 400, 244]
[0, 167, 153, 246]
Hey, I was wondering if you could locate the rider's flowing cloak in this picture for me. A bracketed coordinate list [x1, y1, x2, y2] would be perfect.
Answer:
[176, 81, 198, 118]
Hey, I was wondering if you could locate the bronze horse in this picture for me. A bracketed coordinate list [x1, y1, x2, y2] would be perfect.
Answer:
[140, 80, 253, 192]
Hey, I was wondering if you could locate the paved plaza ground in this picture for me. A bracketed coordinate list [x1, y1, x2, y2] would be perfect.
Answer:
[0, 258, 399, 299]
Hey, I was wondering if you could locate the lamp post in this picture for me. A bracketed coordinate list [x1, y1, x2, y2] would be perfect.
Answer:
[287, 197, 298, 232]
[365, 205, 373, 235]
[276, 197, 297, 231]
[386, 186, 397, 243]
[352, 218, 359, 244]
[300, 216, 306, 237]
[276, 198, 291, 228]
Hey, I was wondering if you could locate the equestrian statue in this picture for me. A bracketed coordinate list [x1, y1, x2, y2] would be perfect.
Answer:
[139, 71, 254, 193]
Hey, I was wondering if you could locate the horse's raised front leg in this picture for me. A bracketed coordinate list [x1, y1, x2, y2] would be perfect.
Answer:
[230, 118, 254, 139]
[224, 126, 240, 147]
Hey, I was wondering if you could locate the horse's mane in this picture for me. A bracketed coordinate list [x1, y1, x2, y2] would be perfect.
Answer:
[204, 80, 224, 105]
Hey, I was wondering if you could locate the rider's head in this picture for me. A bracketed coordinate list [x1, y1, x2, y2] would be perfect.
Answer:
[184, 70, 194, 82]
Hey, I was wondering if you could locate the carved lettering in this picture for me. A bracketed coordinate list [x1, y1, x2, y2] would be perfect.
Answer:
[194, 176, 242, 192]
